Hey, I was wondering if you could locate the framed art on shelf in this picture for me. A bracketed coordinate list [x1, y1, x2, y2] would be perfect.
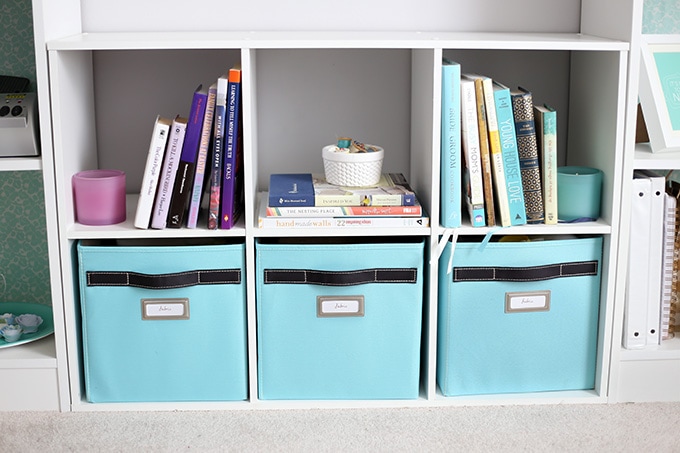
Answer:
[639, 34, 680, 153]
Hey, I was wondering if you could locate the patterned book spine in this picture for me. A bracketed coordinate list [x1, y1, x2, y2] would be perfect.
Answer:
[511, 87, 544, 224]
[662, 193, 676, 341]
[671, 181, 680, 338]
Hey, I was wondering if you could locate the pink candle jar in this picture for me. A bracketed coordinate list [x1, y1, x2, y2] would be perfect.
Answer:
[72, 169, 126, 225]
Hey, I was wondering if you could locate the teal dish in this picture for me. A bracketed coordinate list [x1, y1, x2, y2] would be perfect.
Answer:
[0, 303, 54, 348]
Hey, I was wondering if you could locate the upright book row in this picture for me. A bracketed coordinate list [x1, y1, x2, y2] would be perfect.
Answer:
[134, 65, 244, 230]
[440, 59, 558, 228]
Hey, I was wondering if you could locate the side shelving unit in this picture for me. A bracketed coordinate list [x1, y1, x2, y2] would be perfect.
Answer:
[609, 142, 680, 403]
[32, 0, 639, 411]
[0, 140, 64, 411]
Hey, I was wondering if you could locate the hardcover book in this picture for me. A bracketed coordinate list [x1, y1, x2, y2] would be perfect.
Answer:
[268, 173, 315, 207]
[167, 85, 208, 228]
[511, 86, 544, 224]
[134, 115, 172, 229]
[220, 65, 244, 229]
[460, 77, 486, 227]
[186, 82, 217, 229]
[440, 58, 462, 228]
[207, 74, 229, 230]
[493, 82, 526, 226]
[150, 115, 187, 229]
[312, 173, 416, 207]
[534, 104, 558, 225]
[266, 198, 424, 217]
[478, 74, 511, 227]
[463, 74, 495, 227]
[259, 194, 428, 229]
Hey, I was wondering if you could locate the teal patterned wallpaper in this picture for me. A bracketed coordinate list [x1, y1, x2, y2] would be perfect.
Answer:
[643, 0, 680, 34]
[0, 0, 50, 306]
[0, 0, 36, 88]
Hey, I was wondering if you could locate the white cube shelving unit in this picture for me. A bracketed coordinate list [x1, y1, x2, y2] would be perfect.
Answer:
[30, 0, 648, 411]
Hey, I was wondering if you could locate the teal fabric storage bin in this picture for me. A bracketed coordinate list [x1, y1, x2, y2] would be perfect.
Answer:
[256, 238, 424, 400]
[77, 241, 248, 403]
[437, 237, 602, 397]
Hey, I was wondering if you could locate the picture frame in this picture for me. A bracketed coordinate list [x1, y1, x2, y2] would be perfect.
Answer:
[639, 34, 680, 153]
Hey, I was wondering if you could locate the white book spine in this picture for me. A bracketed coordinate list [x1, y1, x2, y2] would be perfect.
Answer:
[134, 116, 171, 229]
[150, 117, 187, 229]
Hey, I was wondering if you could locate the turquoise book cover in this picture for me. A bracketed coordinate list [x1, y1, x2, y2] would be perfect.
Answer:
[440, 58, 461, 228]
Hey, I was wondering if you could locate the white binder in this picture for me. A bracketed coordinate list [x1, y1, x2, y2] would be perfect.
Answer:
[624, 176, 652, 349]
[637, 170, 665, 346]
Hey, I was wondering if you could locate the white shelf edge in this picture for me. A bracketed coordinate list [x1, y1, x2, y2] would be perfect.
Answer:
[619, 337, 680, 362]
[253, 227, 431, 238]
[66, 194, 247, 240]
[0, 157, 42, 172]
[47, 31, 629, 51]
[68, 390, 605, 411]
[634, 142, 680, 169]
[0, 335, 58, 369]
[436, 220, 612, 236]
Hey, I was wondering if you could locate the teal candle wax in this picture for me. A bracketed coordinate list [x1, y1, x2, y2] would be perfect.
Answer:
[557, 166, 603, 221]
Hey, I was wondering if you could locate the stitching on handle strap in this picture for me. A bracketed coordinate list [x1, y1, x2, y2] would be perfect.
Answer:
[452, 260, 598, 283]
[86, 269, 241, 289]
[264, 268, 418, 286]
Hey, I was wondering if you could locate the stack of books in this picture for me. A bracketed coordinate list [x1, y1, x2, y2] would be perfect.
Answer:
[259, 173, 429, 229]
[133, 65, 244, 230]
[440, 59, 559, 228]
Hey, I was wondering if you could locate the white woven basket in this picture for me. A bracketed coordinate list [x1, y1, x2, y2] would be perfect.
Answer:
[322, 145, 384, 187]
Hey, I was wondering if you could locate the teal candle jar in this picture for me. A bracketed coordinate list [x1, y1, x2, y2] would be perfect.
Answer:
[557, 166, 603, 222]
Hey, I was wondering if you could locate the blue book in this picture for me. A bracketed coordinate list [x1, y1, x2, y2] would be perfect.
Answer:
[492, 81, 527, 226]
[268, 173, 315, 207]
[220, 66, 245, 229]
[440, 58, 461, 228]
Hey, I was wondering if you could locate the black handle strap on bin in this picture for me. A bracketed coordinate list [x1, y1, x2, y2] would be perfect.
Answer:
[264, 268, 417, 286]
[86, 269, 241, 289]
[452, 260, 598, 283]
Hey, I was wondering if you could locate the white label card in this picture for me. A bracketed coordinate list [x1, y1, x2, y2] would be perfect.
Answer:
[317, 295, 365, 317]
[505, 291, 551, 313]
[141, 298, 190, 320]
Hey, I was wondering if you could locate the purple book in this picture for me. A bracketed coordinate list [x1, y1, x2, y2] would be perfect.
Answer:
[166, 84, 208, 228]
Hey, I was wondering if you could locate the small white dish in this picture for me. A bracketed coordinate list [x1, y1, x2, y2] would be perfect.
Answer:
[15, 314, 43, 334]
[0, 313, 14, 325]
[0, 325, 22, 342]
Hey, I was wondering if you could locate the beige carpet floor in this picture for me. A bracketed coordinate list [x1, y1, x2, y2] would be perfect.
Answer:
[2, 402, 680, 452]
